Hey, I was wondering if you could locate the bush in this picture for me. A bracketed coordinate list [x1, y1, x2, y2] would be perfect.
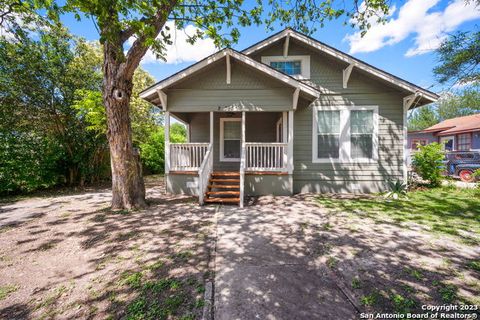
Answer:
[412, 143, 445, 187]
[140, 124, 187, 174]
[0, 132, 63, 194]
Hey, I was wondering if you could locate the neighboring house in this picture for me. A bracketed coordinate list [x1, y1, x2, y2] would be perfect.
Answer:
[408, 114, 480, 162]
[140, 28, 438, 207]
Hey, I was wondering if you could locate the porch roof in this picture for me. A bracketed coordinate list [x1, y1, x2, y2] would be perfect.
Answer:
[139, 48, 320, 108]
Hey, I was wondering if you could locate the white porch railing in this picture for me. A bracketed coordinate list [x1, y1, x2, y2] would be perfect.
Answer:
[198, 144, 213, 205]
[170, 143, 209, 171]
[245, 142, 288, 172]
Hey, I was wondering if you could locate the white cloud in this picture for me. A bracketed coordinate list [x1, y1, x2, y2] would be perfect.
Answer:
[344, 0, 480, 57]
[132, 21, 217, 65]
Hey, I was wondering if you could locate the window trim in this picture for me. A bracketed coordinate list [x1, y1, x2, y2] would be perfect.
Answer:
[439, 135, 455, 151]
[219, 117, 241, 162]
[261, 55, 310, 79]
[312, 105, 379, 163]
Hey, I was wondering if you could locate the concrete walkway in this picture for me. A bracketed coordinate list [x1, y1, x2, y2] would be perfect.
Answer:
[214, 199, 358, 320]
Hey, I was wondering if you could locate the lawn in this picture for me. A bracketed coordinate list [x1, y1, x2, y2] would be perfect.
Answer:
[312, 186, 480, 313]
[317, 186, 480, 245]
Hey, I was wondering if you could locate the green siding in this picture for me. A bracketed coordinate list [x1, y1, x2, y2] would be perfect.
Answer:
[166, 58, 295, 112]
[167, 36, 408, 194]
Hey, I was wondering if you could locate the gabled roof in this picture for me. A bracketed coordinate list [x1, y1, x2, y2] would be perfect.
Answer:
[422, 114, 480, 136]
[139, 48, 320, 105]
[243, 28, 439, 104]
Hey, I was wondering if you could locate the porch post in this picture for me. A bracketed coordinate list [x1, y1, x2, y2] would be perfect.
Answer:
[165, 111, 170, 174]
[209, 111, 214, 144]
[282, 112, 288, 169]
[239, 111, 246, 208]
[287, 110, 294, 174]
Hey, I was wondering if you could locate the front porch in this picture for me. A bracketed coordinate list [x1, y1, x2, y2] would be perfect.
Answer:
[164, 111, 294, 207]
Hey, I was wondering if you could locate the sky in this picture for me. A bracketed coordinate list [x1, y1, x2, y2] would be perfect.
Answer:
[61, 0, 480, 94]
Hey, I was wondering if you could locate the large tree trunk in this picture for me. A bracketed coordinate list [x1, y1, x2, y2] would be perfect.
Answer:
[103, 56, 146, 210]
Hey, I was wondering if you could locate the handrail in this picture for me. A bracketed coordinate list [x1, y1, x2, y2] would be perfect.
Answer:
[198, 144, 213, 205]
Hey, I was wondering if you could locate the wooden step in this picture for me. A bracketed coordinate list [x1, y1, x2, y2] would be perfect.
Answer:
[206, 191, 240, 196]
[209, 178, 240, 183]
[204, 197, 240, 204]
[211, 171, 240, 177]
[207, 184, 239, 189]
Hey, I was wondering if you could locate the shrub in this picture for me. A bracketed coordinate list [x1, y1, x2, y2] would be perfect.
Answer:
[0, 132, 63, 194]
[412, 143, 445, 187]
[140, 124, 187, 174]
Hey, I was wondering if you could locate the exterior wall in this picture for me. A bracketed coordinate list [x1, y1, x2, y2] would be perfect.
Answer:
[472, 131, 480, 150]
[293, 94, 404, 194]
[245, 174, 292, 196]
[407, 132, 438, 149]
[166, 58, 295, 112]
[167, 36, 421, 195]
[166, 174, 198, 196]
[250, 38, 407, 193]
[181, 111, 281, 171]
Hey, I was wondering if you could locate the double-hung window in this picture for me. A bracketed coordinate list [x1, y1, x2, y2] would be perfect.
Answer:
[313, 106, 378, 163]
[316, 110, 341, 159]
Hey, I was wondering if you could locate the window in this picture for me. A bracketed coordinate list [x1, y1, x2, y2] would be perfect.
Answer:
[220, 118, 241, 161]
[312, 106, 378, 163]
[316, 110, 340, 159]
[351, 110, 374, 159]
[411, 139, 427, 150]
[440, 136, 454, 151]
[270, 61, 301, 76]
[261, 55, 310, 79]
[457, 133, 471, 151]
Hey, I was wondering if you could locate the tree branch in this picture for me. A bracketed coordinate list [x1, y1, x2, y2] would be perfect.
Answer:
[122, 0, 178, 79]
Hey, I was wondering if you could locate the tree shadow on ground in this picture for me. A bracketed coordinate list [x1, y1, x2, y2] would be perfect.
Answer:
[0, 176, 216, 319]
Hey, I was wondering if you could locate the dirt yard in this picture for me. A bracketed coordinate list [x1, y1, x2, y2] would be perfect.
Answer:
[0, 176, 216, 319]
[1, 178, 479, 319]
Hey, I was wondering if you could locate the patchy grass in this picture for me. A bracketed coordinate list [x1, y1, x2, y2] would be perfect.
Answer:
[360, 291, 380, 307]
[390, 293, 416, 314]
[351, 277, 362, 289]
[467, 260, 480, 272]
[0, 285, 18, 301]
[316, 187, 480, 245]
[123, 277, 204, 320]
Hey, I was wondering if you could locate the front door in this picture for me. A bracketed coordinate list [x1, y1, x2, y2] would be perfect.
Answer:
[220, 118, 241, 162]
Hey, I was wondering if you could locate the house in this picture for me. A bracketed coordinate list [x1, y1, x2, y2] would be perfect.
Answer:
[408, 114, 480, 153]
[140, 28, 438, 207]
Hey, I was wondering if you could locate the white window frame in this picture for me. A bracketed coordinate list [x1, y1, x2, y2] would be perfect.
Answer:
[261, 55, 310, 80]
[440, 135, 455, 151]
[312, 105, 378, 163]
[220, 117, 241, 162]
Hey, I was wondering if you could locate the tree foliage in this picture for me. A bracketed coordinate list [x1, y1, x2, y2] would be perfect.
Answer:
[140, 124, 187, 174]
[0, 24, 170, 194]
[408, 83, 480, 131]
[434, 29, 480, 85]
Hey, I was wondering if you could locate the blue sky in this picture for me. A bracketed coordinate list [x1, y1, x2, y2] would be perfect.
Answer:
[61, 0, 479, 93]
